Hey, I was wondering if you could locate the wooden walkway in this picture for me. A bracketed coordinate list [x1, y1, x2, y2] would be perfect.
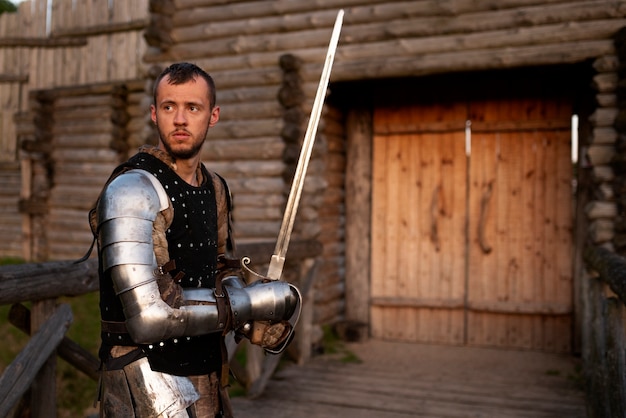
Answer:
[231, 340, 587, 418]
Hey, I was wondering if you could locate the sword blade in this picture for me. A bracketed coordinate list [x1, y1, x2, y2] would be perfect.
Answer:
[266, 9, 344, 280]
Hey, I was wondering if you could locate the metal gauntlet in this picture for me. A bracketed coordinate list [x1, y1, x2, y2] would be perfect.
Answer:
[184, 274, 302, 354]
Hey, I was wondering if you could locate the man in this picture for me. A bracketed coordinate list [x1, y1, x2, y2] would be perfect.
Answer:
[90, 63, 301, 417]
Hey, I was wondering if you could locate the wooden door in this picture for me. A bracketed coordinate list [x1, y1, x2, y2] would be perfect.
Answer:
[466, 98, 573, 352]
[370, 96, 573, 352]
[371, 102, 468, 345]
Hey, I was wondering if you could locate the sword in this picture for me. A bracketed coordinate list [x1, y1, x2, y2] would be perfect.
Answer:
[231, 10, 344, 357]
[265, 9, 344, 281]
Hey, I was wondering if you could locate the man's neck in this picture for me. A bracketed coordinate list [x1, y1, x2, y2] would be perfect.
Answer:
[144, 145, 201, 186]
[175, 158, 200, 186]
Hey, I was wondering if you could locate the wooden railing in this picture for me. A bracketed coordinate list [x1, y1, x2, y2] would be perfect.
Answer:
[583, 245, 626, 418]
[0, 240, 321, 417]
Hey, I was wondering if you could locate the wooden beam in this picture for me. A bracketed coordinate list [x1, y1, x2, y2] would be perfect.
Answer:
[0, 259, 99, 305]
[329, 40, 615, 82]
[9, 304, 100, 381]
[0, 37, 86, 47]
[372, 297, 573, 315]
[584, 245, 626, 304]
[50, 18, 149, 38]
[0, 304, 72, 418]
[372, 297, 465, 310]
[345, 108, 372, 326]
[0, 74, 28, 83]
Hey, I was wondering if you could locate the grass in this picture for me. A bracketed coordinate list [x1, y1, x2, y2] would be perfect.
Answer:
[321, 324, 362, 364]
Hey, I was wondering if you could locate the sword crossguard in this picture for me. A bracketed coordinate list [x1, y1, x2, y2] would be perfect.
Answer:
[240, 256, 273, 283]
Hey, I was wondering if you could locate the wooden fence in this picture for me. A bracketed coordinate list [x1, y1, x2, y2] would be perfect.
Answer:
[583, 245, 626, 418]
[0, 240, 320, 417]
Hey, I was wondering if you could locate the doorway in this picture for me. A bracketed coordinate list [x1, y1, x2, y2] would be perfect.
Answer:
[368, 69, 578, 352]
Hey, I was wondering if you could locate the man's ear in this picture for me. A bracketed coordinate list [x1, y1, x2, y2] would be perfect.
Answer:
[209, 106, 220, 127]
[150, 105, 157, 124]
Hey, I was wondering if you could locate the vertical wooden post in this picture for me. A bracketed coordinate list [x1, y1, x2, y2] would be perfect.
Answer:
[19, 156, 32, 261]
[605, 297, 626, 417]
[586, 278, 610, 417]
[30, 298, 58, 418]
[345, 108, 372, 329]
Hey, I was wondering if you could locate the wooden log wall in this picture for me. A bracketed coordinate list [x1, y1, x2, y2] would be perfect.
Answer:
[314, 105, 346, 325]
[0, 162, 21, 258]
[612, 28, 626, 252]
[0, 0, 150, 260]
[17, 81, 146, 261]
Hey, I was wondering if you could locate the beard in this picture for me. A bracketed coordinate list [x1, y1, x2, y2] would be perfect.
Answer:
[156, 123, 209, 160]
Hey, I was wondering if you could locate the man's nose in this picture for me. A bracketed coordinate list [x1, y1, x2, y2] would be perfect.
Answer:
[174, 109, 187, 125]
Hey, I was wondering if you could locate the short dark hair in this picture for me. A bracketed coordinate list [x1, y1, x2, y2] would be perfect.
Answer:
[153, 62, 216, 108]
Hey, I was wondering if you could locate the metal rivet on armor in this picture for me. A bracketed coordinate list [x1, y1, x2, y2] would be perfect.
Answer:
[187, 337, 191, 340]
[118, 335, 122, 340]
[173, 339, 178, 343]
[148, 344, 153, 349]
[219, 323, 224, 328]
[107, 333, 111, 337]
[178, 243, 182, 248]
[159, 342, 164, 347]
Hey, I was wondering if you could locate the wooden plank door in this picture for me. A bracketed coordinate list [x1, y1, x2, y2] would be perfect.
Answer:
[371, 103, 468, 345]
[370, 97, 574, 352]
[466, 98, 573, 352]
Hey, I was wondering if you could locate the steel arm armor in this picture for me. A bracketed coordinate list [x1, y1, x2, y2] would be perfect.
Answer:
[98, 169, 300, 348]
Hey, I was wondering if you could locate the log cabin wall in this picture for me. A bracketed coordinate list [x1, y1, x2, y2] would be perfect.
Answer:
[0, 0, 150, 260]
[17, 81, 146, 261]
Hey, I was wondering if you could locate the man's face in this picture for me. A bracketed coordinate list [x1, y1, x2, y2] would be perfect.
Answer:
[151, 75, 220, 160]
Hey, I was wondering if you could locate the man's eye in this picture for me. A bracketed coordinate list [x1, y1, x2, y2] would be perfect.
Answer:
[189, 106, 198, 112]
[164, 105, 173, 111]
